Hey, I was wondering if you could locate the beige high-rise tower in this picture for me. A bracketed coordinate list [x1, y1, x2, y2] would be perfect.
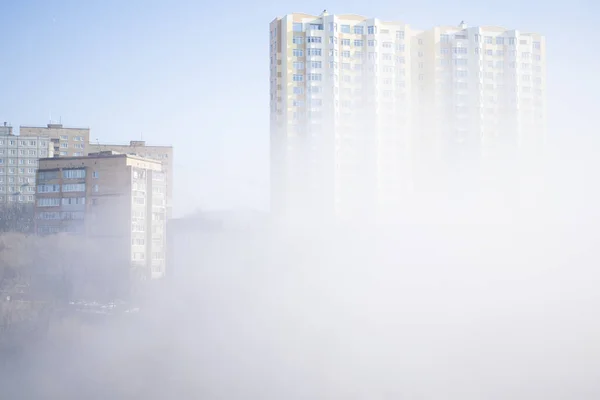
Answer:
[270, 12, 415, 221]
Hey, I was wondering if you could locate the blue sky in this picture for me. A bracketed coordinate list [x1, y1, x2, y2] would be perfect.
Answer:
[0, 0, 597, 216]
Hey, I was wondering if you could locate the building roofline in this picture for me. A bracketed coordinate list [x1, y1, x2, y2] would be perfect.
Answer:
[273, 14, 540, 35]
[19, 125, 90, 130]
[1, 134, 51, 138]
[336, 13, 371, 19]
[422, 24, 541, 35]
[282, 13, 383, 21]
[38, 153, 162, 164]
[89, 142, 173, 149]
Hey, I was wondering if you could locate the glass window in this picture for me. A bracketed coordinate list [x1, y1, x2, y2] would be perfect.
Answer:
[37, 197, 61, 207]
[37, 184, 60, 193]
[63, 168, 86, 179]
[62, 183, 86, 192]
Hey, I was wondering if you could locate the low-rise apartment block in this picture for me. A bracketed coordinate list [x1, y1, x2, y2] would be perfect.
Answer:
[88, 141, 173, 218]
[0, 125, 53, 205]
[35, 151, 167, 279]
[21, 123, 89, 157]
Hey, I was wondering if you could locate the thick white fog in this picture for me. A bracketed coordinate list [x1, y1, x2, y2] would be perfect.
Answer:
[4, 142, 600, 399]
[2, 4, 600, 399]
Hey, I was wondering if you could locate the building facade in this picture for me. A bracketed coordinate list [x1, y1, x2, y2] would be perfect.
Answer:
[270, 11, 415, 220]
[88, 141, 173, 218]
[270, 13, 546, 220]
[0, 126, 53, 205]
[35, 152, 167, 279]
[412, 23, 546, 192]
[20, 123, 90, 157]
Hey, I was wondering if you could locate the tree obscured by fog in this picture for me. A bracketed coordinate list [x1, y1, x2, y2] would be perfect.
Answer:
[0, 232, 124, 353]
[0, 204, 34, 234]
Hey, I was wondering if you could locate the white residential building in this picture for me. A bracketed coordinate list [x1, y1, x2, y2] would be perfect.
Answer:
[270, 11, 415, 220]
[270, 12, 546, 220]
[412, 23, 546, 192]
[0, 126, 53, 205]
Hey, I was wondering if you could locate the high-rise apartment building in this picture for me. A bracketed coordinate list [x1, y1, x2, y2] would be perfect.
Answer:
[270, 11, 415, 220]
[20, 123, 90, 157]
[412, 23, 546, 192]
[88, 141, 173, 218]
[35, 152, 167, 279]
[270, 12, 546, 220]
[0, 125, 53, 205]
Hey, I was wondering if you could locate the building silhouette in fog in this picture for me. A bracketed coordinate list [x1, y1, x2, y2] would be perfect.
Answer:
[412, 23, 546, 193]
[35, 151, 167, 279]
[270, 11, 546, 220]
